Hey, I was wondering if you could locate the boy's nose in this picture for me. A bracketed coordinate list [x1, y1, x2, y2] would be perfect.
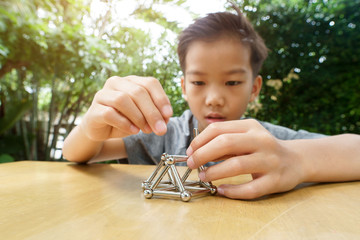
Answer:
[205, 87, 225, 107]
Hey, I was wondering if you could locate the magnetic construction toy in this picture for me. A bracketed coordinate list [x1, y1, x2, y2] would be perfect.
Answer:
[142, 128, 217, 202]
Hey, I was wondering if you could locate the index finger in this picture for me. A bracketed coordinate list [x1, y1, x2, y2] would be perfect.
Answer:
[187, 132, 259, 169]
[127, 76, 173, 121]
[106, 76, 173, 135]
[187, 120, 257, 156]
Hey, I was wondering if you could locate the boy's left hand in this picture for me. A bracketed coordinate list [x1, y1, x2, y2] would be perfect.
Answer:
[186, 119, 306, 200]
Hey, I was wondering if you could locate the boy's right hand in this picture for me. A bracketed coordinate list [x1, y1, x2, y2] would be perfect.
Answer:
[80, 76, 173, 141]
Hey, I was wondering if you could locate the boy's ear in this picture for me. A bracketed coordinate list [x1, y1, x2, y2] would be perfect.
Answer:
[181, 76, 188, 101]
[250, 75, 262, 102]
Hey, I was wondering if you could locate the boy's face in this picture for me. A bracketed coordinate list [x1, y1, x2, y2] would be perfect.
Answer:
[181, 37, 262, 132]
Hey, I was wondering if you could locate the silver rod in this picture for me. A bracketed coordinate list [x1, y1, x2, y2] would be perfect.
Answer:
[200, 181, 214, 189]
[154, 186, 177, 191]
[183, 181, 201, 186]
[153, 190, 181, 197]
[150, 165, 170, 189]
[154, 182, 175, 189]
[170, 164, 186, 192]
[181, 167, 192, 183]
[190, 190, 212, 196]
[145, 156, 165, 183]
[193, 128, 199, 137]
[193, 128, 206, 174]
[184, 186, 209, 191]
[167, 170, 176, 186]
[157, 181, 172, 185]
[169, 155, 188, 163]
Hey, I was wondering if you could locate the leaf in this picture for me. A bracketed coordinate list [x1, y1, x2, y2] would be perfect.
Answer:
[0, 44, 9, 57]
[0, 99, 32, 135]
[0, 154, 14, 163]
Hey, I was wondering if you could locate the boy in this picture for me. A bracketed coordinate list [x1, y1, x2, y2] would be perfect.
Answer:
[63, 9, 360, 200]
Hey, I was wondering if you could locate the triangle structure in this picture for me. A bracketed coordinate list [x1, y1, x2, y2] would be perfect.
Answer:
[142, 153, 217, 202]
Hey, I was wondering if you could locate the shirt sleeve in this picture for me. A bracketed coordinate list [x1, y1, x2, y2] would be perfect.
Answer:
[123, 132, 164, 165]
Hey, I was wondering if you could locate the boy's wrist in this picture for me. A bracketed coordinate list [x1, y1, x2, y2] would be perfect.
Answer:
[281, 139, 315, 184]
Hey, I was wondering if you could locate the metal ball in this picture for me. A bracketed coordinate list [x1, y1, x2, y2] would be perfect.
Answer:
[166, 157, 174, 165]
[210, 187, 217, 195]
[141, 182, 148, 190]
[180, 191, 192, 202]
[144, 189, 153, 199]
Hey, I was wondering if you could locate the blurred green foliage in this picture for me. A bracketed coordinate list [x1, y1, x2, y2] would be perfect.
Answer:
[0, 0, 186, 161]
[0, 0, 359, 162]
[236, 0, 360, 134]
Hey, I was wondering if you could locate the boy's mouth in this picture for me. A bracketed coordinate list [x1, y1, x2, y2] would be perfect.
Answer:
[205, 113, 226, 124]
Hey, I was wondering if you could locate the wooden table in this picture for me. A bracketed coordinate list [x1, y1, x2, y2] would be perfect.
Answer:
[1, 161, 360, 240]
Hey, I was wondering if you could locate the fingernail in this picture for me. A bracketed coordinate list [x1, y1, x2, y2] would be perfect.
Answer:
[217, 187, 224, 195]
[186, 146, 193, 156]
[199, 171, 205, 181]
[162, 105, 173, 117]
[187, 156, 195, 169]
[155, 120, 167, 134]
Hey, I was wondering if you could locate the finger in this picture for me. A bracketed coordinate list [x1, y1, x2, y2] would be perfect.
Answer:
[110, 77, 169, 135]
[187, 120, 259, 156]
[129, 76, 173, 120]
[117, 76, 173, 122]
[127, 85, 168, 135]
[99, 104, 140, 135]
[187, 133, 257, 169]
[198, 154, 265, 182]
[217, 176, 273, 200]
[95, 89, 151, 133]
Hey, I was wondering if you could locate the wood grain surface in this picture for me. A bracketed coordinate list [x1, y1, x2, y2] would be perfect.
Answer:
[1, 161, 359, 240]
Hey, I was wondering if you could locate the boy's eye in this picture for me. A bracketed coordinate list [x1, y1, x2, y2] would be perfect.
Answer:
[226, 81, 242, 86]
[191, 81, 205, 86]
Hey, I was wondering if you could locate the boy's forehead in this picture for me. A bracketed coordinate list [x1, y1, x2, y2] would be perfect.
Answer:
[185, 38, 250, 61]
[186, 68, 247, 76]
[188, 37, 245, 49]
[184, 38, 252, 76]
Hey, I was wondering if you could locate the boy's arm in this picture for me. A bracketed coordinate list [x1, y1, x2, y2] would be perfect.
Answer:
[62, 125, 127, 163]
[186, 120, 360, 199]
[287, 134, 360, 183]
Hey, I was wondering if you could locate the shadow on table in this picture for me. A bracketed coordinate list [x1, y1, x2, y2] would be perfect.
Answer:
[65, 162, 144, 192]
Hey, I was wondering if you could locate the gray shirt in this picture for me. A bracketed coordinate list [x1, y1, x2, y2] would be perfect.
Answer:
[123, 110, 325, 165]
